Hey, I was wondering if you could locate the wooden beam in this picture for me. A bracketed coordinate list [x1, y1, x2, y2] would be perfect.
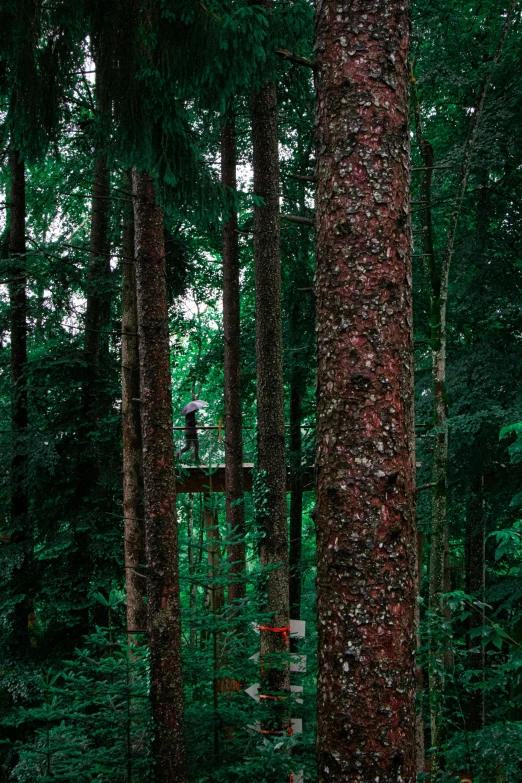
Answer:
[175, 464, 316, 494]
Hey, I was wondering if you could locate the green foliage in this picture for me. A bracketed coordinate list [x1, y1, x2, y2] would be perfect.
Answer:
[4, 627, 151, 782]
[1, 0, 522, 780]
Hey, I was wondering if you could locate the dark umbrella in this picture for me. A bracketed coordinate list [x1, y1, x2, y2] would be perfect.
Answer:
[181, 400, 208, 416]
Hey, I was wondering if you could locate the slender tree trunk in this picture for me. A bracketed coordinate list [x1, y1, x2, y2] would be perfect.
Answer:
[416, 532, 426, 775]
[205, 500, 225, 617]
[412, 4, 517, 764]
[133, 168, 186, 783]
[288, 145, 313, 644]
[288, 377, 303, 629]
[122, 170, 146, 637]
[221, 116, 245, 615]
[413, 74, 449, 764]
[251, 0, 290, 725]
[9, 150, 30, 643]
[314, 2, 417, 781]
[188, 495, 197, 650]
[83, 151, 111, 419]
[204, 499, 224, 758]
[466, 477, 485, 731]
[443, 527, 454, 670]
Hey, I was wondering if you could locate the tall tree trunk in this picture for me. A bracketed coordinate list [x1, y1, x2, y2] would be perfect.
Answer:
[466, 477, 485, 731]
[9, 150, 30, 644]
[221, 115, 245, 615]
[133, 168, 186, 783]
[188, 494, 197, 650]
[204, 499, 224, 759]
[205, 500, 225, 617]
[288, 144, 313, 642]
[416, 532, 426, 775]
[288, 377, 303, 629]
[83, 150, 112, 423]
[251, 0, 290, 727]
[314, 2, 417, 781]
[121, 170, 146, 637]
[412, 75, 449, 764]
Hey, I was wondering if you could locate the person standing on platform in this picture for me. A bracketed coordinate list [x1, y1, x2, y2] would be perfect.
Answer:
[178, 400, 207, 463]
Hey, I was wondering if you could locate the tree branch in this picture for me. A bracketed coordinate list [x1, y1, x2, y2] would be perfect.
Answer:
[288, 172, 315, 182]
[276, 48, 317, 70]
[281, 214, 314, 226]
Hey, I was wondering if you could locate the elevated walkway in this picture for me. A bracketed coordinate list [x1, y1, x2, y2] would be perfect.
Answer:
[176, 464, 315, 493]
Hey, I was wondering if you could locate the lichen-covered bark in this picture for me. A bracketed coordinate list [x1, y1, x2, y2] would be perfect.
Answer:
[251, 0, 290, 716]
[122, 170, 146, 636]
[221, 117, 245, 613]
[133, 169, 186, 783]
[314, 2, 417, 781]
[9, 150, 31, 644]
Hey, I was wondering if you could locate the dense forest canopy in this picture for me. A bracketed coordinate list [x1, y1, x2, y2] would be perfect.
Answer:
[0, 0, 521, 782]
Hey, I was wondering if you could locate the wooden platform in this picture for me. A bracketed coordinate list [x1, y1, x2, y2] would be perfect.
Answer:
[175, 464, 316, 494]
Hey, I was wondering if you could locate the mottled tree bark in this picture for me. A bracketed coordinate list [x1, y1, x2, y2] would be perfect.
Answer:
[122, 170, 146, 636]
[9, 150, 31, 643]
[315, 2, 417, 781]
[221, 116, 245, 614]
[465, 478, 485, 731]
[133, 168, 186, 783]
[251, 0, 290, 723]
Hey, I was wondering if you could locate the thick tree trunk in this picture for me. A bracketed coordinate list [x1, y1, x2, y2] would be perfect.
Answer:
[314, 2, 417, 781]
[9, 150, 31, 643]
[122, 170, 146, 636]
[251, 0, 290, 725]
[221, 116, 245, 615]
[288, 378, 303, 628]
[465, 477, 485, 731]
[133, 168, 186, 783]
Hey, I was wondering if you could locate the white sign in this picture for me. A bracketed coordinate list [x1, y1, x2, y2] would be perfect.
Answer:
[290, 685, 303, 705]
[245, 683, 260, 703]
[290, 654, 307, 673]
[290, 620, 306, 638]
